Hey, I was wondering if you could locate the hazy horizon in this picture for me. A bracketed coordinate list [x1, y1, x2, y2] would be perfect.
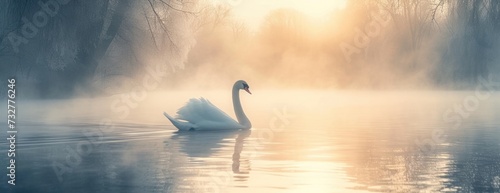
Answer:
[2, 0, 500, 98]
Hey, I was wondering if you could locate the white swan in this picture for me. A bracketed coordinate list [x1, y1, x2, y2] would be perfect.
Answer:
[163, 80, 252, 131]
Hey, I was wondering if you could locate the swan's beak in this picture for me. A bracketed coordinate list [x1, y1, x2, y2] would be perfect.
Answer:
[244, 88, 252, 94]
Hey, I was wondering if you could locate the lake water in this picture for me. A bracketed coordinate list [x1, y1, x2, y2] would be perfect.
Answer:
[1, 90, 500, 193]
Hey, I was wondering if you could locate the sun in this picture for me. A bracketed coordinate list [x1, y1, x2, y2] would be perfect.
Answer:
[282, 0, 347, 20]
[229, 0, 347, 30]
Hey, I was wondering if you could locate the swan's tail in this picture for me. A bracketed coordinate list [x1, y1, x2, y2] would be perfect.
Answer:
[163, 112, 175, 121]
[163, 112, 196, 131]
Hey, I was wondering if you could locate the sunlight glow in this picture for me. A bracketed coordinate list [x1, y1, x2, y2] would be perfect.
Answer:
[284, 0, 347, 20]
[229, 0, 347, 30]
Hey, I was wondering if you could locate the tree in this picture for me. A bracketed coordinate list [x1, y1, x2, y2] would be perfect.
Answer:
[0, 0, 198, 97]
[259, 9, 310, 51]
[435, 0, 500, 84]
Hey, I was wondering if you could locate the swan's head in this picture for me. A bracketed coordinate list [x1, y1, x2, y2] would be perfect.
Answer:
[236, 80, 252, 94]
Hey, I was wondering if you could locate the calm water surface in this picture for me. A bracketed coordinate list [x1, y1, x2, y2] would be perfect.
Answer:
[1, 91, 500, 193]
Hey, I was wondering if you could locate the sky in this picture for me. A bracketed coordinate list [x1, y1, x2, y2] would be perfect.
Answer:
[224, 0, 347, 30]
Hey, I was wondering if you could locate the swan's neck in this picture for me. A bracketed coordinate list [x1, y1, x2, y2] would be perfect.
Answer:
[232, 85, 251, 129]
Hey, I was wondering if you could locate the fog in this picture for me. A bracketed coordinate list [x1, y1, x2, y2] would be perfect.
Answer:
[1, 0, 500, 98]
[3, 2, 500, 192]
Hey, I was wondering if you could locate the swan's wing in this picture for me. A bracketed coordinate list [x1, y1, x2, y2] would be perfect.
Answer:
[176, 98, 242, 129]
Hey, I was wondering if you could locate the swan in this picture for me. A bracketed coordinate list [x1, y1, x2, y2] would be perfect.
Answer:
[163, 80, 252, 131]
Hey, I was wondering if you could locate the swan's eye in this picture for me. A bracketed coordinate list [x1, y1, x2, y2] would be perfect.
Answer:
[242, 83, 249, 89]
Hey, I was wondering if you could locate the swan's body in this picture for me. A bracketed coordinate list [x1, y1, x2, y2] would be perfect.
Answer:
[164, 80, 252, 131]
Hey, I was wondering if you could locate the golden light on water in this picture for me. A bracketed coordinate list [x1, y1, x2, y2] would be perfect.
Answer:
[5, 0, 500, 192]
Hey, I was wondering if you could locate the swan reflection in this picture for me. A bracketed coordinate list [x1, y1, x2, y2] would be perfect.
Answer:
[232, 130, 252, 176]
[169, 130, 239, 157]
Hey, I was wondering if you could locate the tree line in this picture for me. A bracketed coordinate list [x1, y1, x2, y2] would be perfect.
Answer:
[1, 0, 499, 98]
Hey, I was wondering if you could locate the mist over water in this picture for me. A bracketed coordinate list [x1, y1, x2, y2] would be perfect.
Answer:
[1, 90, 500, 192]
[1, 0, 500, 192]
